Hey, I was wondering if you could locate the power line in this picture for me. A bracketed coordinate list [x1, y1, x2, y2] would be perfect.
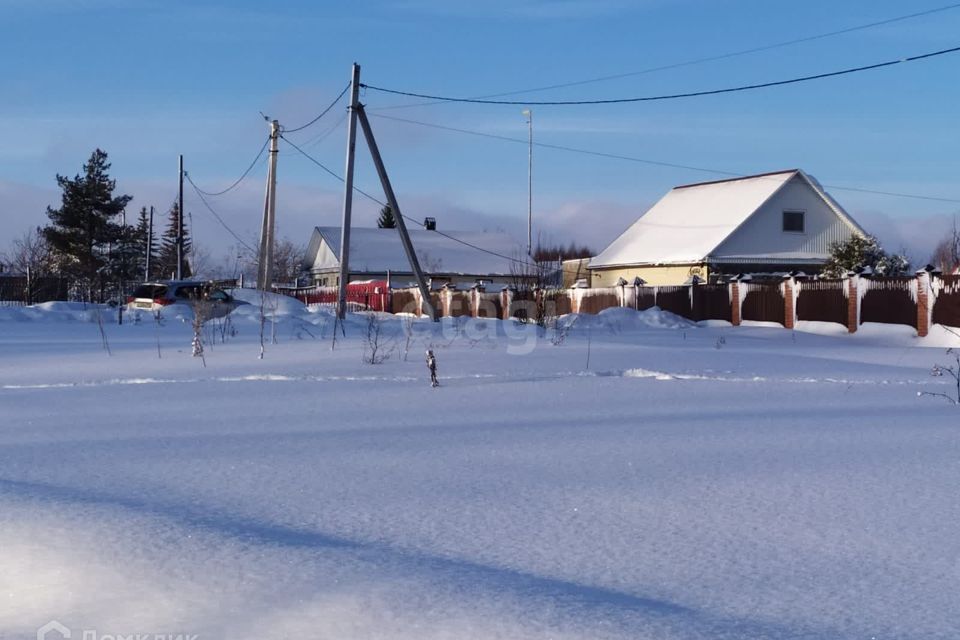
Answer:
[191, 136, 270, 197]
[279, 133, 386, 205]
[368, 112, 960, 205]
[280, 133, 585, 274]
[282, 83, 351, 134]
[371, 2, 960, 109]
[184, 173, 257, 254]
[361, 44, 960, 106]
[303, 112, 348, 150]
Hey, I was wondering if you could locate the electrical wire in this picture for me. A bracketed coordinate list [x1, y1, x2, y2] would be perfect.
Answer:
[368, 112, 960, 205]
[184, 173, 258, 254]
[191, 136, 270, 197]
[280, 133, 589, 274]
[279, 133, 386, 205]
[361, 44, 960, 106]
[370, 2, 960, 109]
[282, 83, 351, 134]
[303, 112, 348, 150]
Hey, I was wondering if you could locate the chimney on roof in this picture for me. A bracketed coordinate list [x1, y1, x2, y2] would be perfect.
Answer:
[423, 217, 436, 230]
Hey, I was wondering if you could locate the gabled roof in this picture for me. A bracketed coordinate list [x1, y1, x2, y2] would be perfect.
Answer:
[590, 169, 864, 268]
[307, 226, 523, 276]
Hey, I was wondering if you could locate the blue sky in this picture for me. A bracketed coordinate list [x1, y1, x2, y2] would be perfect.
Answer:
[2, 0, 960, 264]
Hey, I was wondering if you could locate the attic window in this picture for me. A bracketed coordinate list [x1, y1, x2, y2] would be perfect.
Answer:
[782, 210, 805, 233]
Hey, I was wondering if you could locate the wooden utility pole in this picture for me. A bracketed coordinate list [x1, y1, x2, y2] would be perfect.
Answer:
[356, 106, 435, 320]
[257, 119, 281, 290]
[336, 63, 362, 320]
[177, 155, 184, 280]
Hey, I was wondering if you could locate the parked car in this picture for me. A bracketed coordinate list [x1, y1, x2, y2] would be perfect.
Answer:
[126, 280, 247, 317]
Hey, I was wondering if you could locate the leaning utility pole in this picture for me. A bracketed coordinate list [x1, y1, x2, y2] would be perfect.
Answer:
[356, 107, 434, 320]
[257, 119, 281, 290]
[336, 64, 362, 320]
[336, 63, 436, 321]
[177, 155, 184, 280]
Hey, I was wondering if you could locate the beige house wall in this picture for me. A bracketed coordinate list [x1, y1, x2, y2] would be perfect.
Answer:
[561, 258, 591, 288]
[590, 263, 709, 287]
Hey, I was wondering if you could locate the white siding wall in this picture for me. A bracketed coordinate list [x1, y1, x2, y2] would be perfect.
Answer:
[308, 237, 341, 272]
[711, 176, 857, 261]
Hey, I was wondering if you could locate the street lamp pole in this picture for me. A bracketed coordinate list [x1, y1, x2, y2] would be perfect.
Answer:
[523, 109, 533, 258]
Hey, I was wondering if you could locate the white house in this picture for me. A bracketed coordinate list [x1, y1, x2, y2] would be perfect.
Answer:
[303, 226, 527, 287]
[589, 169, 867, 286]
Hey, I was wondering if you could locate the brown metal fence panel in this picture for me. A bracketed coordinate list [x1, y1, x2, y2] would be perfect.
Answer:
[579, 290, 619, 315]
[476, 292, 502, 318]
[449, 291, 472, 317]
[544, 290, 572, 316]
[742, 282, 785, 325]
[636, 287, 656, 311]
[391, 288, 417, 314]
[656, 286, 692, 319]
[510, 289, 535, 321]
[796, 279, 846, 325]
[932, 275, 960, 328]
[691, 284, 730, 321]
[860, 277, 916, 328]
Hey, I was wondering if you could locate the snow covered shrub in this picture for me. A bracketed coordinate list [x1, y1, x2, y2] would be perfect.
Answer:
[362, 313, 393, 364]
[919, 348, 960, 404]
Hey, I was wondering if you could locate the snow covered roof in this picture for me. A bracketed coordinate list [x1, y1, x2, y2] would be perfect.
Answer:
[590, 169, 863, 268]
[307, 226, 524, 276]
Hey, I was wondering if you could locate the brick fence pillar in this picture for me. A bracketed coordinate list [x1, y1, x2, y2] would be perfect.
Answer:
[472, 285, 484, 318]
[501, 288, 512, 321]
[846, 275, 858, 333]
[917, 270, 930, 337]
[730, 281, 741, 326]
[783, 277, 795, 330]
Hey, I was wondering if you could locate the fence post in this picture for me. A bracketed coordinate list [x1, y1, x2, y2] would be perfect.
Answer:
[471, 284, 482, 318]
[501, 287, 512, 321]
[845, 272, 858, 333]
[917, 269, 931, 338]
[617, 277, 628, 308]
[416, 287, 423, 318]
[783, 275, 796, 330]
[730, 280, 741, 326]
[441, 284, 452, 318]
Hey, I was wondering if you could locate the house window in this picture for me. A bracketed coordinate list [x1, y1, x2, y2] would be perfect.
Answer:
[782, 210, 805, 233]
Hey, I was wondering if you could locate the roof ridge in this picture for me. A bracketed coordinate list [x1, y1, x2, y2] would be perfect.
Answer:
[673, 169, 799, 190]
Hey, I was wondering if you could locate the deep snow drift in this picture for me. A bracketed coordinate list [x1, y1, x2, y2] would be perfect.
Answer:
[1, 298, 959, 639]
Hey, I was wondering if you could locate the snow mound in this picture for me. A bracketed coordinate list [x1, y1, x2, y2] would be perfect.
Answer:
[563, 306, 694, 334]
[229, 288, 307, 316]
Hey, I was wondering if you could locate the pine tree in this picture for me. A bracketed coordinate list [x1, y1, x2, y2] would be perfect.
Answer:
[134, 206, 157, 280]
[42, 149, 132, 298]
[822, 234, 910, 277]
[377, 204, 397, 229]
[155, 201, 192, 279]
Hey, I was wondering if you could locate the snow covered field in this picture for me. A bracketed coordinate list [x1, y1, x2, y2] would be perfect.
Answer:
[2, 295, 959, 639]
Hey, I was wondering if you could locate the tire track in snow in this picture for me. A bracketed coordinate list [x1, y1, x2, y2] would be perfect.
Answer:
[1, 368, 936, 391]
